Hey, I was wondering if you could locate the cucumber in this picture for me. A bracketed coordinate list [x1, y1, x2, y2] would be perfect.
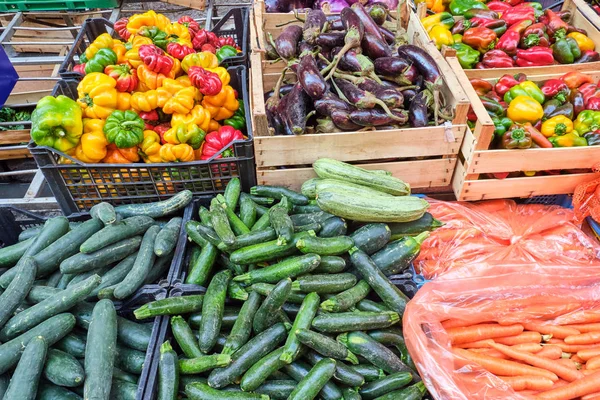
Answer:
[313, 159, 410, 195]
[283, 361, 342, 400]
[231, 230, 314, 265]
[115, 344, 145, 374]
[80, 216, 154, 254]
[90, 202, 118, 225]
[239, 193, 257, 229]
[316, 178, 395, 199]
[158, 341, 179, 400]
[114, 190, 192, 218]
[186, 382, 268, 400]
[37, 383, 82, 400]
[113, 367, 138, 384]
[60, 236, 142, 275]
[179, 354, 231, 374]
[349, 364, 385, 382]
[113, 225, 160, 299]
[210, 198, 236, 246]
[288, 358, 336, 400]
[186, 221, 211, 247]
[253, 278, 291, 333]
[320, 280, 371, 312]
[54, 332, 86, 358]
[228, 280, 249, 301]
[343, 387, 362, 400]
[312, 311, 400, 333]
[186, 242, 217, 286]
[171, 316, 203, 358]
[290, 211, 333, 226]
[234, 254, 321, 285]
[296, 328, 358, 364]
[296, 236, 354, 256]
[0, 237, 34, 268]
[371, 382, 427, 400]
[282, 302, 301, 316]
[371, 232, 429, 276]
[351, 223, 391, 255]
[117, 317, 152, 352]
[189, 307, 239, 330]
[84, 300, 117, 400]
[313, 256, 346, 273]
[222, 291, 261, 355]
[45, 270, 63, 288]
[250, 212, 270, 232]
[292, 204, 322, 214]
[240, 347, 286, 392]
[66, 265, 110, 288]
[248, 195, 275, 206]
[56, 273, 75, 289]
[43, 348, 85, 388]
[280, 292, 320, 364]
[300, 178, 320, 199]
[208, 323, 288, 389]
[0, 274, 101, 341]
[254, 380, 296, 399]
[134, 295, 204, 319]
[218, 228, 277, 252]
[88, 253, 137, 299]
[349, 247, 409, 314]
[269, 197, 294, 245]
[356, 299, 391, 313]
[199, 270, 231, 353]
[224, 177, 241, 210]
[369, 329, 415, 370]
[3, 336, 47, 400]
[109, 379, 138, 400]
[18, 227, 40, 241]
[250, 185, 309, 205]
[292, 273, 357, 294]
[217, 195, 250, 236]
[305, 350, 365, 387]
[154, 217, 182, 257]
[144, 253, 172, 284]
[249, 283, 306, 304]
[198, 206, 213, 227]
[360, 371, 413, 399]
[388, 212, 442, 239]
[338, 331, 411, 375]
[318, 217, 347, 238]
[0, 257, 36, 330]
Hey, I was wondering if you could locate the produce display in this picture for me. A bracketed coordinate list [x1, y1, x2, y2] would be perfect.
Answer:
[264, 0, 398, 14]
[0, 106, 31, 131]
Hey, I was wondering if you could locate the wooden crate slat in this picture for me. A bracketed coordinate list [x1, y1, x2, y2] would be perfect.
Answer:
[0, 129, 30, 145]
[0, 145, 31, 160]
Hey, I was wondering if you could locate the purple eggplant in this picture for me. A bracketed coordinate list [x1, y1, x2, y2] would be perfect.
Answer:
[409, 91, 429, 127]
[402, 65, 419, 84]
[397, 44, 441, 84]
[317, 0, 350, 13]
[333, 78, 404, 122]
[303, 10, 327, 44]
[279, 82, 313, 135]
[357, 79, 404, 108]
[264, 83, 294, 102]
[275, 25, 303, 61]
[351, 3, 388, 45]
[402, 88, 417, 108]
[331, 48, 376, 77]
[298, 41, 316, 55]
[265, 0, 315, 12]
[298, 53, 327, 99]
[316, 32, 346, 47]
[320, 8, 364, 79]
[366, 2, 389, 25]
[265, 71, 290, 135]
[326, 15, 344, 30]
[361, 31, 392, 59]
[350, 108, 408, 126]
[374, 57, 410, 76]
[315, 91, 354, 116]
[331, 109, 362, 130]
[379, 26, 395, 44]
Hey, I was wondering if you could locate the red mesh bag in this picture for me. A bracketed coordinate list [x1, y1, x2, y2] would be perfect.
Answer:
[573, 163, 600, 224]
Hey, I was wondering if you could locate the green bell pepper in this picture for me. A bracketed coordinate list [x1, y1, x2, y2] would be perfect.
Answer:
[493, 117, 513, 138]
[224, 99, 245, 130]
[527, 2, 543, 10]
[449, 0, 488, 16]
[451, 43, 480, 69]
[103, 110, 145, 148]
[139, 26, 169, 50]
[84, 48, 117, 75]
[584, 130, 600, 145]
[549, 132, 588, 147]
[552, 37, 581, 64]
[574, 110, 600, 135]
[504, 81, 545, 104]
[481, 96, 506, 118]
[31, 95, 83, 152]
[216, 45, 238, 63]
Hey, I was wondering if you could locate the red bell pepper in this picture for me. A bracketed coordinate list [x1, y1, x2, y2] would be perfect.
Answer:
[218, 36, 237, 49]
[463, 27, 498, 53]
[178, 16, 200, 39]
[577, 50, 600, 63]
[504, 0, 524, 5]
[469, 17, 508, 36]
[104, 64, 138, 93]
[495, 73, 527, 97]
[138, 44, 174, 75]
[188, 66, 223, 96]
[540, 79, 569, 102]
[544, 9, 569, 37]
[578, 82, 600, 104]
[495, 19, 532, 56]
[139, 110, 159, 126]
[501, 4, 535, 26]
[588, 97, 600, 111]
[114, 17, 131, 41]
[201, 126, 244, 160]
[515, 46, 554, 67]
[153, 122, 171, 144]
[478, 50, 515, 68]
[470, 78, 494, 96]
[192, 30, 220, 51]
[201, 43, 217, 54]
[487, 1, 512, 13]
[520, 23, 550, 48]
[73, 63, 86, 75]
[560, 71, 594, 89]
[167, 42, 195, 60]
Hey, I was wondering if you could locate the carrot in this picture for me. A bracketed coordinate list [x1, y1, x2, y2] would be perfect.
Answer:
[495, 331, 543, 346]
[564, 323, 600, 333]
[555, 311, 600, 325]
[571, 354, 584, 364]
[447, 323, 524, 345]
[441, 319, 485, 329]
[489, 343, 584, 382]
[455, 339, 495, 349]
[555, 359, 578, 370]
[498, 375, 554, 391]
[536, 370, 600, 400]
[523, 323, 581, 340]
[470, 348, 508, 359]
[578, 348, 600, 361]
[513, 343, 545, 353]
[453, 348, 559, 381]
[565, 332, 600, 345]
[586, 355, 600, 370]
[537, 345, 565, 360]
[582, 393, 600, 400]
[582, 369, 598, 375]
[547, 339, 600, 353]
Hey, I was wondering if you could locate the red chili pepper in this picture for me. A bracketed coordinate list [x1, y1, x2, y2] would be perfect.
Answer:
[114, 17, 131, 41]
[495, 19, 532, 56]
[104, 64, 138, 93]
[540, 79, 569, 98]
[487, 1, 513, 13]
[188, 66, 223, 96]
[178, 16, 200, 39]
[495, 73, 527, 97]
[560, 71, 595, 89]
[480, 50, 515, 68]
[544, 8, 569, 37]
[501, 4, 535, 26]
[73, 63, 86, 75]
[138, 44, 174, 75]
[515, 46, 554, 67]
[588, 97, 600, 111]
[201, 126, 245, 160]
[166, 42, 195, 60]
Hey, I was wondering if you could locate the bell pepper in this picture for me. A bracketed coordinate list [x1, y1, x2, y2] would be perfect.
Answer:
[138, 44, 174, 75]
[137, 64, 176, 91]
[540, 79, 569, 103]
[178, 16, 200, 38]
[495, 73, 527, 97]
[463, 9, 498, 19]
[429, 25, 455, 49]
[478, 49, 514, 68]
[154, 122, 171, 143]
[192, 30, 220, 52]
[104, 110, 145, 148]
[102, 143, 140, 163]
[167, 41, 195, 60]
[560, 71, 594, 90]
[495, 19, 532, 56]
[31, 95, 83, 152]
[470, 78, 493, 96]
[523, 122, 553, 147]
[160, 143, 195, 162]
[140, 130, 163, 163]
[84, 33, 114, 61]
[162, 86, 198, 115]
[73, 118, 108, 163]
[479, 96, 505, 118]
[131, 89, 171, 112]
[449, 0, 488, 16]
[501, 4, 535, 26]
[139, 26, 169, 50]
[502, 125, 532, 149]
[544, 9, 569, 37]
[487, 0, 512, 13]
[543, 99, 574, 120]
[469, 17, 507, 36]
[578, 83, 600, 105]
[574, 110, 600, 135]
[549, 132, 587, 147]
[206, 66, 231, 86]
[520, 23, 550, 48]
[84, 48, 117, 74]
[584, 130, 600, 145]
[570, 90, 586, 117]
[201, 125, 244, 160]
[451, 19, 470, 35]
[73, 63, 86, 75]
[104, 64, 138, 93]
[126, 10, 170, 36]
[541, 115, 573, 137]
[172, 104, 219, 133]
[567, 32, 594, 52]
[507, 95, 544, 124]
[201, 85, 239, 121]
[453, 34, 463, 43]
[77, 73, 131, 119]
[576, 50, 600, 63]
[114, 18, 131, 41]
[224, 100, 245, 131]
[181, 51, 219, 73]
[422, 12, 455, 32]
[588, 97, 600, 111]
[164, 123, 206, 149]
[462, 27, 497, 53]
[515, 46, 554, 67]
[164, 22, 191, 42]
[493, 116, 513, 138]
[124, 36, 153, 69]
[504, 81, 545, 104]
[216, 45, 239, 63]
[425, 0, 445, 14]
[188, 66, 223, 96]
[552, 37, 582, 64]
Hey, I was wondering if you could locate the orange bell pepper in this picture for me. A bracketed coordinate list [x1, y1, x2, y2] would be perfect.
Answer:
[102, 143, 140, 163]
[201, 85, 239, 121]
[126, 10, 170, 35]
[73, 118, 108, 163]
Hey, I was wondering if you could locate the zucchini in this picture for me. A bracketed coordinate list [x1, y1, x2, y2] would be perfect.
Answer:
[248, 195, 275, 206]
[234, 254, 321, 285]
[189, 307, 239, 330]
[313, 256, 346, 273]
[80, 216, 154, 254]
[37, 383, 82, 400]
[369, 329, 415, 370]
[186, 221, 211, 247]
[88, 253, 137, 299]
[186, 382, 268, 400]
[239, 193, 257, 229]
[283, 361, 342, 400]
[218, 229, 277, 252]
[90, 202, 118, 225]
[145, 253, 172, 284]
[254, 203, 270, 216]
[388, 212, 443, 239]
[54, 332, 86, 359]
[113, 367, 138, 384]
[134, 295, 204, 319]
[57, 273, 75, 289]
[109, 379, 138, 400]
[360, 371, 413, 400]
[210, 198, 236, 246]
[370, 382, 427, 400]
[296, 328, 358, 364]
[230, 229, 314, 265]
[349, 247, 409, 314]
[43, 348, 85, 388]
[228, 280, 249, 301]
[338, 331, 412, 375]
[280, 292, 320, 364]
[0, 237, 34, 268]
[18, 283, 58, 304]
[171, 315, 203, 358]
[0, 257, 36, 330]
[305, 350, 364, 387]
[351, 223, 391, 255]
[371, 232, 429, 276]
[113, 225, 160, 299]
[320, 279, 371, 312]
[180, 353, 231, 374]
[207, 323, 288, 388]
[84, 300, 117, 400]
[154, 217, 182, 257]
[294, 223, 322, 234]
[224, 177, 241, 210]
[192, 223, 223, 247]
[356, 299, 391, 313]
[291, 273, 357, 294]
[250, 185, 309, 205]
[269, 197, 294, 245]
[158, 341, 179, 400]
[186, 242, 217, 286]
[282, 302, 301, 316]
[60, 236, 142, 274]
[240, 347, 286, 392]
[316, 178, 395, 199]
[318, 217, 347, 238]
[300, 178, 320, 199]
[114, 190, 192, 218]
[199, 270, 231, 353]
[17, 227, 40, 241]
[349, 364, 385, 382]
[250, 212, 270, 232]
[288, 358, 336, 400]
[222, 291, 261, 355]
[250, 283, 306, 304]
[312, 311, 400, 333]
[218, 253, 246, 275]
[216, 194, 250, 236]
[115, 344, 145, 374]
[198, 206, 213, 227]
[296, 236, 354, 256]
[292, 204, 322, 214]
[3, 336, 47, 400]
[313, 159, 410, 195]
[290, 211, 333, 226]
[343, 387, 361, 400]
[253, 278, 292, 333]
[254, 380, 296, 400]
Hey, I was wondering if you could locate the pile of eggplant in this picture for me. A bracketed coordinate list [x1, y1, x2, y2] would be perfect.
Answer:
[263, 3, 454, 135]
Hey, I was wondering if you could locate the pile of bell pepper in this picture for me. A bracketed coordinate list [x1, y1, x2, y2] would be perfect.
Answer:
[31, 10, 247, 164]
[421, 2, 599, 68]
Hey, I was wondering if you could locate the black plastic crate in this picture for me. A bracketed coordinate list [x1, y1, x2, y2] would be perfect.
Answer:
[208, 7, 249, 66]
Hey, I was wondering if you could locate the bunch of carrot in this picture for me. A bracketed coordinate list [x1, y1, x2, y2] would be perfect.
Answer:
[445, 314, 600, 399]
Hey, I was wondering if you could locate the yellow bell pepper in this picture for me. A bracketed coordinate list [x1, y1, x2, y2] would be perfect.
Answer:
[77, 73, 131, 119]
[163, 123, 205, 149]
[126, 10, 170, 36]
[164, 23, 191, 42]
[125, 36, 153, 68]
[73, 119, 108, 163]
[201, 85, 239, 121]
[140, 130, 163, 163]
[567, 32, 595, 52]
[159, 143, 194, 162]
[84, 33, 114, 61]
[131, 90, 172, 112]
[162, 86, 198, 115]
[507, 95, 544, 124]
[427, 0, 446, 14]
[137, 64, 176, 91]
[181, 52, 219, 73]
[206, 66, 231, 86]
[453, 34, 462, 43]
[541, 115, 574, 137]
[171, 104, 217, 132]
[421, 12, 455, 32]
[112, 42, 128, 64]
[429, 25, 455, 50]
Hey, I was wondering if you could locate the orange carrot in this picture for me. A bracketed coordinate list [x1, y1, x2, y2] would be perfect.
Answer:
[578, 348, 600, 361]
[453, 348, 559, 381]
[495, 331, 543, 346]
[582, 393, 600, 400]
[523, 323, 581, 340]
[565, 332, 600, 345]
[489, 343, 584, 382]
[536, 370, 600, 399]
[470, 348, 508, 359]
[564, 323, 600, 333]
[447, 323, 524, 345]
[556, 311, 600, 325]
[441, 319, 485, 329]
[498, 375, 554, 391]
[455, 339, 495, 349]
[587, 355, 600, 370]
[547, 339, 600, 353]
[571, 354, 584, 364]
[582, 369, 598, 375]
[555, 359, 578, 370]
[537, 345, 564, 360]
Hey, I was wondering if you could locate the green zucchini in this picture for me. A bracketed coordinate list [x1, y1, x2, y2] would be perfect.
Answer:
[0, 237, 34, 268]
[231, 230, 314, 265]
[254, 380, 296, 399]
[250, 212, 270, 232]
[54, 332, 86, 359]
[198, 206, 213, 227]
[208, 323, 288, 388]
[356, 299, 391, 313]
[300, 178, 320, 199]
[88, 253, 137, 299]
[228, 280, 249, 301]
[158, 341, 179, 400]
[292, 204, 322, 214]
[239, 193, 257, 229]
[60, 236, 142, 275]
[290, 211, 333, 226]
[312, 311, 399, 333]
[349, 364, 385, 382]
[369, 329, 415, 370]
[218, 253, 246, 275]
[313, 159, 410, 195]
[316, 178, 396, 199]
[249, 283, 306, 304]
[313, 256, 346, 273]
[134, 295, 204, 319]
[318, 217, 347, 238]
[114, 190, 192, 218]
[43, 348, 85, 388]
[388, 212, 443, 239]
[305, 350, 365, 387]
[17, 227, 40, 241]
[115, 344, 145, 374]
[371, 232, 429, 276]
[218, 228, 277, 252]
[253, 278, 291, 333]
[210, 198, 236, 245]
[113, 367, 138, 384]
[84, 300, 117, 400]
[66, 265, 110, 288]
[296, 328, 358, 364]
[154, 217, 182, 257]
[253, 203, 269, 216]
[189, 307, 239, 330]
[222, 291, 261, 355]
[349, 247, 409, 314]
[294, 222, 321, 233]
[234, 253, 321, 284]
[248, 195, 275, 206]
[240, 347, 286, 391]
[296, 235, 354, 256]
[186, 382, 267, 400]
[282, 302, 301, 317]
[224, 177, 241, 210]
[90, 202, 118, 225]
[269, 197, 294, 245]
[80, 216, 154, 254]
[288, 358, 336, 400]
[291, 273, 357, 294]
[320, 280, 371, 312]
[0, 257, 36, 330]
[343, 387, 362, 400]
[37, 383, 83, 400]
[28, 283, 62, 303]
[179, 354, 231, 374]
[351, 223, 392, 255]
[283, 361, 342, 400]
[371, 382, 427, 400]
[3, 335, 47, 400]
[360, 371, 413, 400]
[338, 331, 411, 375]
[185, 221, 211, 247]
[250, 185, 309, 205]
[199, 270, 231, 353]
[186, 242, 217, 286]
[171, 315, 202, 358]
[280, 292, 320, 364]
[109, 379, 138, 400]
[217, 194, 250, 236]
[113, 225, 160, 299]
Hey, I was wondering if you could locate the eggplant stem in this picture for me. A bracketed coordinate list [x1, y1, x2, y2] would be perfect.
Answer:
[373, 98, 405, 122]
[273, 66, 289, 101]
[275, 11, 304, 27]
[304, 110, 316, 123]
[334, 71, 365, 84]
[397, 85, 419, 91]
[266, 32, 279, 57]
[369, 72, 383, 84]
[331, 78, 351, 105]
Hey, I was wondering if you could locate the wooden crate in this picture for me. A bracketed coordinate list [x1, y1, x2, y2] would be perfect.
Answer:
[577, 0, 600, 30]
[250, 3, 470, 192]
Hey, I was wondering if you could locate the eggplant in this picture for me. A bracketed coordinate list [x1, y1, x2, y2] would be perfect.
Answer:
[332, 48, 376, 78]
[265, 71, 290, 135]
[374, 56, 410, 76]
[316, 117, 343, 132]
[279, 82, 312, 135]
[409, 91, 429, 127]
[298, 53, 328, 99]
[402, 88, 417, 108]
[331, 108, 362, 130]
[265, 0, 315, 12]
[265, 33, 281, 60]
[316, 32, 346, 47]
[398, 45, 442, 84]
[298, 41, 316, 55]
[264, 83, 294, 102]
[350, 108, 408, 126]
[361, 31, 392, 59]
[366, 2, 389, 25]
[315, 91, 354, 116]
[317, 0, 350, 13]
[320, 8, 364, 79]
[275, 25, 303, 60]
[379, 26, 395, 44]
[326, 15, 344, 30]
[303, 10, 327, 44]
[351, 3, 388, 45]
[357, 80, 404, 108]
[333, 78, 404, 122]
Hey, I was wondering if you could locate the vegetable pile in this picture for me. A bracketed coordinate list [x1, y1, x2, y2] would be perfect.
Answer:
[30, 10, 247, 164]
[0, 106, 31, 131]
[265, 0, 399, 14]
[422, 4, 598, 68]
[264, 4, 455, 134]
